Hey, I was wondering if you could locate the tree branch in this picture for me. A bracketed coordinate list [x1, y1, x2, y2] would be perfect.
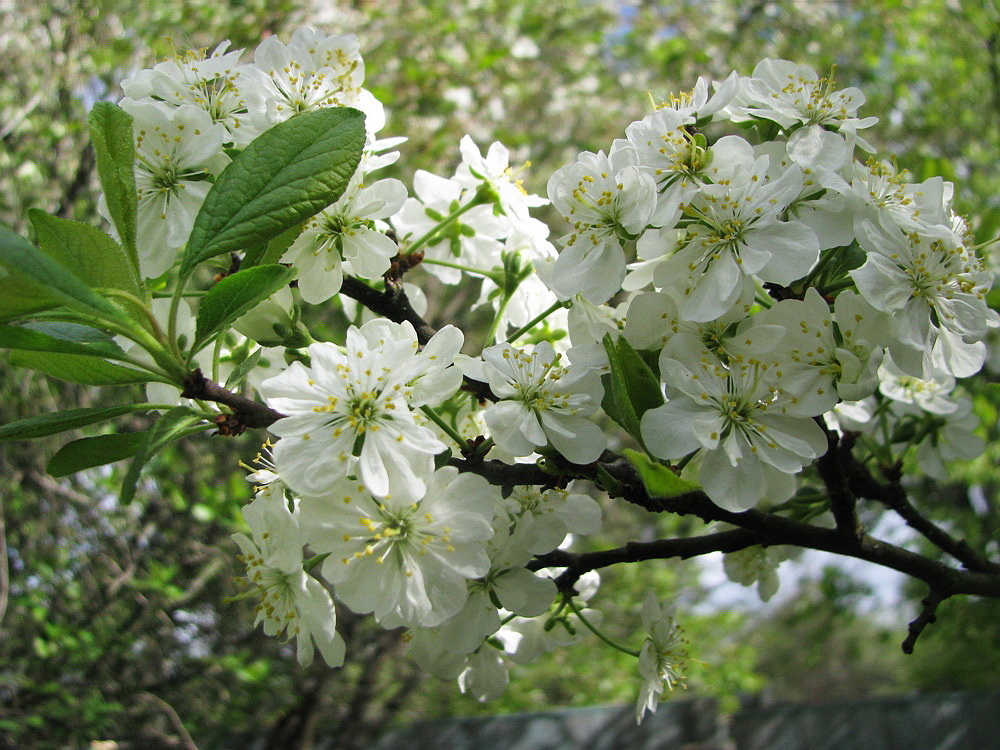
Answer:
[452, 454, 1000, 605]
[530, 529, 759, 591]
[902, 588, 947, 655]
[815, 425, 862, 538]
[180, 369, 285, 432]
[842, 449, 1000, 574]
[340, 275, 438, 345]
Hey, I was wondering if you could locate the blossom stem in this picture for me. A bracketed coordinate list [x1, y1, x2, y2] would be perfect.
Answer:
[563, 594, 640, 657]
[420, 258, 501, 280]
[212, 335, 224, 384]
[484, 291, 515, 345]
[419, 405, 469, 450]
[505, 300, 571, 343]
[404, 195, 489, 257]
[818, 277, 857, 296]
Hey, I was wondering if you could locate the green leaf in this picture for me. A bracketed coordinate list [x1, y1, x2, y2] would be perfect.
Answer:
[0, 268, 61, 322]
[0, 322, 124, 357]
[624, 448, 700, 498]
[29, 210, 143, 304]
[0, 405, 149, 441]
[87, 102, 139, 269]
[180, 107, 365, 275]
[224, 347, 262, 390]
[0, 225, 133, 327]
[47, 432, 149, 477]
[600, 334, 664, 448]
[241, 221, 305, 269]
[9, 350, 151, 385]
[119, 408, 206, 504]
[193, 264, 296, 350]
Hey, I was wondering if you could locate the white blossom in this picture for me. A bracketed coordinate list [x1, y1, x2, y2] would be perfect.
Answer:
[299, 468, 496, 628]
[463, 341, 606, 464]
[635, 593, 688, 724]
[260, 320, 462, 502]
[547, 145, 656, 303]
[233, 490, 345, 667]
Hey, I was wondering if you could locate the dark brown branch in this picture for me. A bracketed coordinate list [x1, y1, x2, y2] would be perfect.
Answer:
[815, 424, 862, 537]
[902, 589, 947, 654]
[340, 275, 438, 344]
[454, 453, 1000, 602]
[180, 369, 285, 432]
[842, 450, 1000, 574]
[529, 529, 760, 591]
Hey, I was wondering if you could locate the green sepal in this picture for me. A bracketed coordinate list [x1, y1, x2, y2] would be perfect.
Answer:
[624, 448, 700, 498]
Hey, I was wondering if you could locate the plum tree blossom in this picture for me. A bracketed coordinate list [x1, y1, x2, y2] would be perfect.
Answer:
[463, 341, 606, 464]
[122, 101, 229, 278]
[233, 488, 345, 667]
[259, 320, 462, 502]
[635, 593, 689, 724]
[4, 28, 999, 725]
[298, 468, 496, 627]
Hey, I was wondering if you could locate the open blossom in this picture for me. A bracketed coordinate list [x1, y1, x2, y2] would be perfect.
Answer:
[233, 490, 345, 667]
[547, 145, 656, 303]
[636, 593, 689, 724]
[852, 220, 997, 377]
[650, 72, 741, 124]
[501, 483, 602, 555]
[238, 26, 385, 138]
[723, 544, 792, 602]
[120, 42, 251, 141]
[260, 320, 462, 502]
[391, 169, 507, 284]
[455, 135, 548, 227]
[120, 101, 229, 278]
[653, 150, 819, 322]
[282, 172, 407, 303]
[738, 59, 878, 139]
[463, 341, 606, 464]
[762, 288, 892, 416]
[641, 356, 827, 511]
[298, 468, 496, 628]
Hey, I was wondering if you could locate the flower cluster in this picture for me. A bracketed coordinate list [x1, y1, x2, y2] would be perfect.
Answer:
[544, 58, 998, 511]
[108, 31, 996, 718]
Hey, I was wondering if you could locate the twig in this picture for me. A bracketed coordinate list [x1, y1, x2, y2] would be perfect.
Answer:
[529, 529, 760, 591]
[139, 692, 200, 750]
[902, 589, 947, 654]
[843, 451, 1000, 574]
[181, 369, 286, 431]
[340, 276, 438, 344]
[815, 424, 862, 538]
